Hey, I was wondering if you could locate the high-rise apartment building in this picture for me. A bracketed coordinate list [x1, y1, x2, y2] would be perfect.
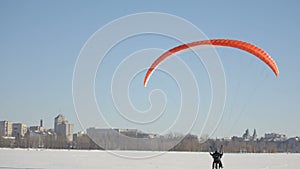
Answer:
[54, 114, 74, 142]
[0, 121, 13, 137]
[12, 123, 27, 138]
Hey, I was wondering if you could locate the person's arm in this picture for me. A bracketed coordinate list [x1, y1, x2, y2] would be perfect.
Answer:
[220, 145, 223, 152]
[220, 145, 224, 156]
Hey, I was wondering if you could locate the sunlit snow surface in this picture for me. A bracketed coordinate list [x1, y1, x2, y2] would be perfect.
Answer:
[0, 148, 298, 169]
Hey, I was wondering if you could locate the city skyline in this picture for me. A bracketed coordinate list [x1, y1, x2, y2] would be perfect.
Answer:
[0, 1, 299, 138]
[0, 115, 296, 140]
[0, 114, 74, 138]
[1, 113, 298, 153]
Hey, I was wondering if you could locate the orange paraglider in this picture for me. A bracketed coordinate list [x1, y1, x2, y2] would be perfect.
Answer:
[144, 39, 279, 87]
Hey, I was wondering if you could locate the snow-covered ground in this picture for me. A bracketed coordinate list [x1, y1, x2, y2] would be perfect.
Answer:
[0, 148, 299, 169]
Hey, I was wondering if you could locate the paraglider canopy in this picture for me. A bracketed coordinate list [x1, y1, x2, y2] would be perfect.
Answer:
[144, 39, 279, 87]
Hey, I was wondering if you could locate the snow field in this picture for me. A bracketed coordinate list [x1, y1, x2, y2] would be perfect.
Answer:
[0, 148, 298, 169]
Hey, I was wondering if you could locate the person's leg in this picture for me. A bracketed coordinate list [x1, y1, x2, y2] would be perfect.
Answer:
[219, 161, 223, 168]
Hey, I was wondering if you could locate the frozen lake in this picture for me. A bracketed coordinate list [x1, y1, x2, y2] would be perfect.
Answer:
[0, 148, 299, 169]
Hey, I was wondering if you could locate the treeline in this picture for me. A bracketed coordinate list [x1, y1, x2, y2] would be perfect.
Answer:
[1, 136, 68, 149]
[1, 133, 299, 153]
[172, 134, 300, 153]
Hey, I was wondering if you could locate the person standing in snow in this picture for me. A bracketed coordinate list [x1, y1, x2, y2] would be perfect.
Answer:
[210, 145, 224, 168]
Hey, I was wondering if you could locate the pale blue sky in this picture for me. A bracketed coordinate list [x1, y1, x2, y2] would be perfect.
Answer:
[0, 1, 299, 138]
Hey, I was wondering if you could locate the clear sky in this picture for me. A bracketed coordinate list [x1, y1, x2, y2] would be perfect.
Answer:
[0, 1, 299, 138]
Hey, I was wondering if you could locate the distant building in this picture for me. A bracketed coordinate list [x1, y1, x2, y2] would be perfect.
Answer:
[86, 127, 171, 150]
[241, 129, 258, 141]
[54, 115, 65, 132]
[40, 119, 43, 128]
[54, 114, 74, 142]
[252, 129, 258, 140]
[27, 129, 45, 148]
[12, 123, 27, 138]
[56, 122, 74, 141]
[28, 119, 45, 133]
[286, 137, 300, 153]
[86, 128, 161, 139]
[87, 127, 119, 137]
[264, 133, 286, 141]
[242, 129, 251, 141]
[29, 126, 44, 132]
[118, 128, 138, 137]
[0, 121, 13, 137]
[231, 136, 243, 142]
[73, 131, 85, 143]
